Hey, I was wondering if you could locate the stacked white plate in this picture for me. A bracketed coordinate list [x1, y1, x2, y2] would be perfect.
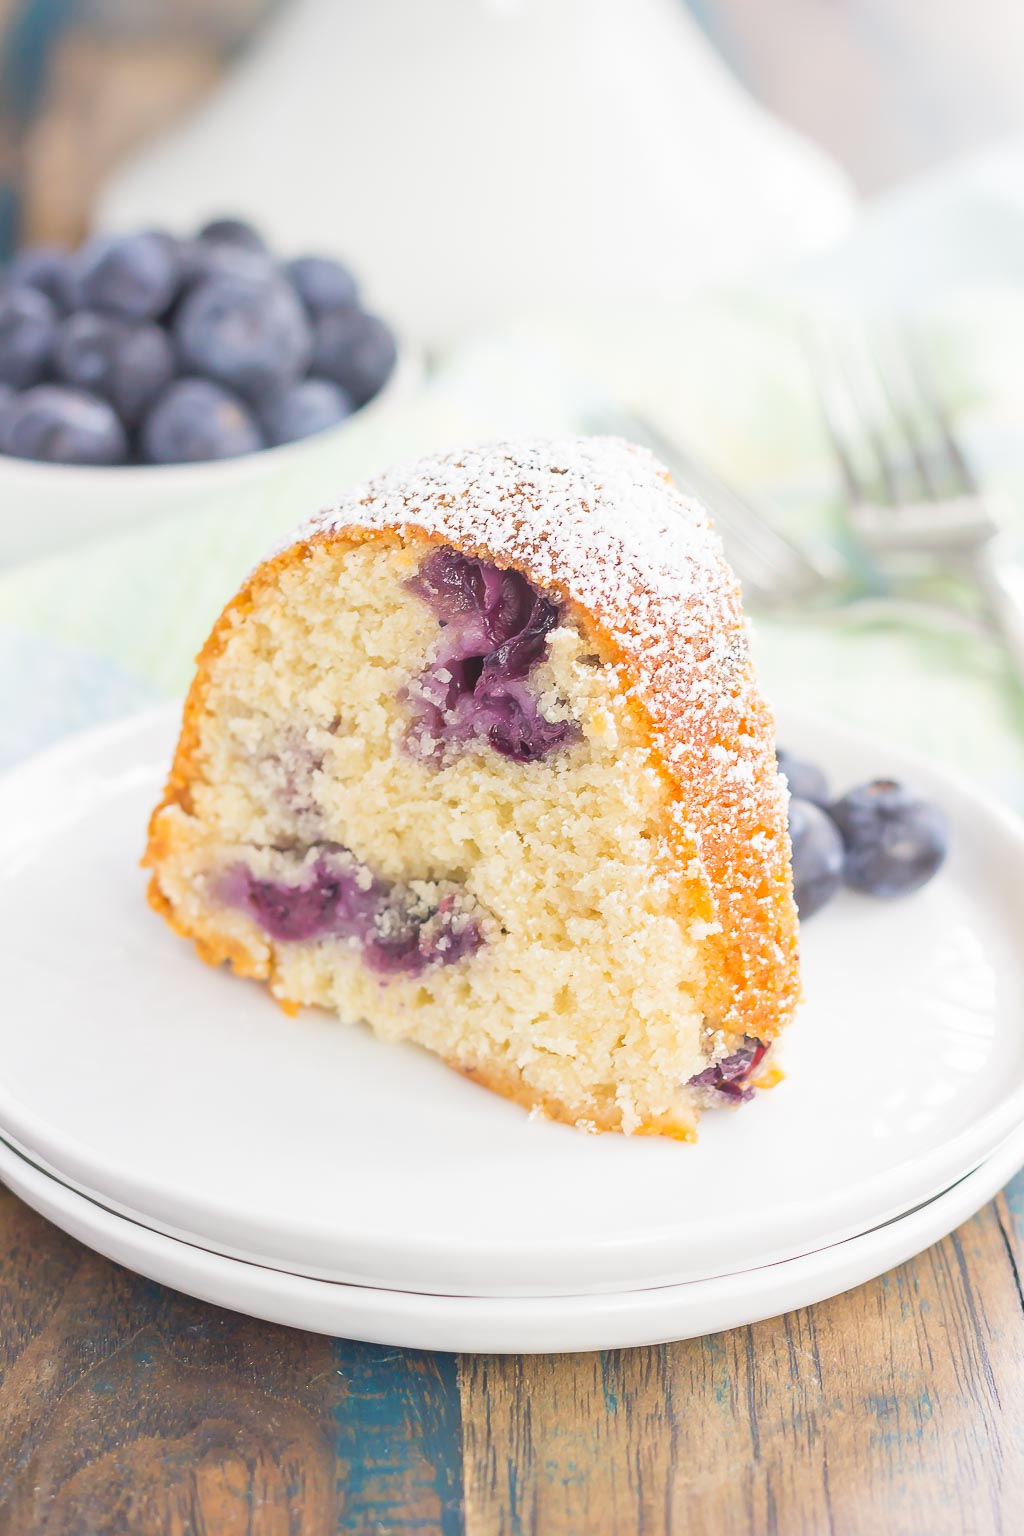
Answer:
[1, 706, 1023, 1353]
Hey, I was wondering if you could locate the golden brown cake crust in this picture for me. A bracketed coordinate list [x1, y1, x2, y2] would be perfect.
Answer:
[452, 1053, 700, 1140]
[145, 437, 799, 1065]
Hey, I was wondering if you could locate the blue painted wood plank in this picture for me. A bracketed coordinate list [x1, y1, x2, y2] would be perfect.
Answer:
[1001, 1166, 1024, 1221]
[332, 1340, 464, 1535]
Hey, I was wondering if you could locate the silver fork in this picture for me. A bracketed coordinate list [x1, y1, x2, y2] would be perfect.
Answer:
[583, 407, 843, 609]
[807, 322, 1024, 686]
[583, 405, 992, 641]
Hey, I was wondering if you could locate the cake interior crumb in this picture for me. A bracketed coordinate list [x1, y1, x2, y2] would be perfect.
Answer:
[150, 538, 734, 1134]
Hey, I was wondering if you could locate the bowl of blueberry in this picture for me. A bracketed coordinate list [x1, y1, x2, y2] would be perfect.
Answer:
[0, 217, 416, 566]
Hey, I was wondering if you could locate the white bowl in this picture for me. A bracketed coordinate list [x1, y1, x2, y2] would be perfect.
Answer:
[0, 345, 421, 569]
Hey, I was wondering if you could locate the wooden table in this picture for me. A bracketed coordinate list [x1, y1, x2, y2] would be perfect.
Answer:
[4, 1170, 1024, 1532]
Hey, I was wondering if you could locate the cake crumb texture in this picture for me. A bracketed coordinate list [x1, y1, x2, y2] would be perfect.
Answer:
[145, 437, 799, 1136]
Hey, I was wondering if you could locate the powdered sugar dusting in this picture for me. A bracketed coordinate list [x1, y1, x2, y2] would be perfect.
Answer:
[293, 437, 747, 761]
[297, 435, 721, 618]
[281, 435, 799, 1040]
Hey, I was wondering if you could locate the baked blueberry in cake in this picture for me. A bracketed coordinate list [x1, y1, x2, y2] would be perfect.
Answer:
[144, 437, 799, 1137]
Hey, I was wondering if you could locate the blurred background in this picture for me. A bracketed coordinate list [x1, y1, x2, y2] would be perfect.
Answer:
[2, 0, 1022, 253]
[1, 0, 1023, 794]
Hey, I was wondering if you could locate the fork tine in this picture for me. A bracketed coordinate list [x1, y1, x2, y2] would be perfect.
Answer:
[899, 328, 978, 496]
[585, 407, 833, 599]
[839, 335, 907, 504]
[865, 330, 943, 502]
[808, 321, 973, 508]
[804, 326, 892, 505]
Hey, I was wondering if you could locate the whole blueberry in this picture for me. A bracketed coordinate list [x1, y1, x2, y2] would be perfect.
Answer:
[777, 747, 830, 808]
[55, 311, 175, 424]
[830, 780, 948, 897]
[2, 385, 127, 464]
[0, 287, 58, 387]
[284, 255, 359, 317]
[180, 239, 276, 291]
[259, 376, 353, 446]
[311, 309, 397, 406]
[140, 377, 262, 463]
[197, 217, 266, 252]
[74, 231, 182, 321]
[6, 244, 76, 311]
[788, 797, 844, 919]
[174, 277, 313, 401]
[0, 383, 14, 449]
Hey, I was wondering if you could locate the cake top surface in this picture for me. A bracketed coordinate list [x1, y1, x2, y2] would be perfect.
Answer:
[292, 435, 752, 787]
[295, 434, 726, 632]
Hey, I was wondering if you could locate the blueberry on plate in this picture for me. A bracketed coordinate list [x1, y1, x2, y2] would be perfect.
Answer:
[140, 377, 262, 464]
[311, 308, 397, 406]
[174, 277, 313, 401]
[0, 287, 58, 388]
[197, 217, 266, 253]
[830, 779, 948, 897]
[6, 244, 76, 312]
[776, 747, 829, 808]
[259, 376, 353, 446]
[74, 231, 182, 321]
[2, 384, 127, 465]
[284, 255, 359, 318]
[55, 311, 176, 425]
[788, 797, 844, 919]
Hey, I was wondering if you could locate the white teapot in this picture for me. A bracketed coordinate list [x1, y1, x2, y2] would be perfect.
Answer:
[100, 0, 853, 342]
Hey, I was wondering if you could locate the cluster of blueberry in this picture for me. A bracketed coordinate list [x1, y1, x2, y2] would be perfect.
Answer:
[222, 852, 482, 978]
[778, 749, 948, 918]
[406, 547, 579, 763]
[0, 218, 397, 466]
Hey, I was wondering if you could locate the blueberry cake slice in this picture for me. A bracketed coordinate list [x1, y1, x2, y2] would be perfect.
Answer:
[144, 437, 799, 1137]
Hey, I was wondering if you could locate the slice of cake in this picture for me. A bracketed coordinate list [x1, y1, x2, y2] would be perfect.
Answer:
[144, 436, 799, 1137]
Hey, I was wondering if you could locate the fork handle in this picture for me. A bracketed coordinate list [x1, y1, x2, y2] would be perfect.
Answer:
[969, 541, 1024, 692]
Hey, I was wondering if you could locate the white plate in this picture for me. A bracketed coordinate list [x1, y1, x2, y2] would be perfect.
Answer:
[1, 706, 1023, 1297]
[2, 1124, 1021, 1354]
